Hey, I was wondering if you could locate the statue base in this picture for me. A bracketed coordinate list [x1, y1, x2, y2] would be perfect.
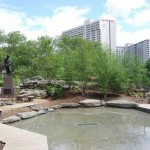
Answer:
[0, 76, 16, 98]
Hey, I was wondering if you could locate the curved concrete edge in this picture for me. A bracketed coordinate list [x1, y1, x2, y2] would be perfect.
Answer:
[0, 123, 48, 150]
[136, 104, 150, 113]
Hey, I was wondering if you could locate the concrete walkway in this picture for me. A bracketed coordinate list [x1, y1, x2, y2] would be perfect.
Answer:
[0, 102, 37, 112]
[137, 104, 150, 113]
[0, 123, 48, 150]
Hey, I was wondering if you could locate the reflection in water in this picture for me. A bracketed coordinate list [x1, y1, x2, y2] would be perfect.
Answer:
[12, 108, 150, 150]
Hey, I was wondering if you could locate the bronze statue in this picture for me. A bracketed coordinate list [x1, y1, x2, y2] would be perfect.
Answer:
[4, 55, 11, 75]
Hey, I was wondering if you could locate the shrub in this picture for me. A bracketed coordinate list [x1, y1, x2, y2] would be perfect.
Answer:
[54, 85, 63, 99]
[46, 86, 53, 96]
[0, 80, 3, 87]
[45, 84, 63, 99]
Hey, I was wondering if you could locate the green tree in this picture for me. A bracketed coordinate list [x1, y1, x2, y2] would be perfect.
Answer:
[5, 31, 26, 55]
[36, 36, 61, 79]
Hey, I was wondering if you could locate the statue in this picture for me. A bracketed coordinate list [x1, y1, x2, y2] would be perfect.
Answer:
[4, 55, 11, 75]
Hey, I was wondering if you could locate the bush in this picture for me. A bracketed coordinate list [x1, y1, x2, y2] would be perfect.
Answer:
[54, 85, 63, 99]
[46, 86, 53, 96]
[46, 85, 63, 99]
[0, 80, 3, 87]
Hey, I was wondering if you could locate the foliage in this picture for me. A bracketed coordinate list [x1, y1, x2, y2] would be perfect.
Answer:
[46, 85, 63, 99]
[0, 29, 148, 98]
[54, 85, 63, 99]
[0, 80, 3, 87]
[46, 86, 53, 96]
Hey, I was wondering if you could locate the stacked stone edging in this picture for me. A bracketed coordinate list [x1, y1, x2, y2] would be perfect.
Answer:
[1, 107, 55, 124]
[1, 99, 150, 124]
[105, 100, 138, 108]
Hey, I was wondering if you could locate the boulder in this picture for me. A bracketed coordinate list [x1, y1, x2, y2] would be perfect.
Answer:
[30, 76, 44, 81]
[47, 108, 54, 112]
[17, 111, 38, 119]
[61, 103, 81, 108]
[30, 106, 43, 111]
[37, 110, 46, 115]
[79, 99, 105, 107]
[4, 102, 15, 105]
[0, 109, 2, 115]
[0, 102, 4, 106]
[2, 115, 21, 124]
[144, 96, 150, 103]
[37, 80, 49, 88]
[106, 100, 137, 108]
[19, 89, 47, 98]
[51, 105, 62, 109]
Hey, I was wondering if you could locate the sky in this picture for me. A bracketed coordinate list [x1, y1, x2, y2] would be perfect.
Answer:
[0, 0, 150, 46]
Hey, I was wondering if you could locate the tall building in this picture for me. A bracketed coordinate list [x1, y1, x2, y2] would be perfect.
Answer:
[127, 39, 150, 64]
[62, 19, 116, 51]
[116, 46, 125, 63]
[116, 40, 150, 64]
[100, 19, 116, 52]
[116, 43, 133, 57]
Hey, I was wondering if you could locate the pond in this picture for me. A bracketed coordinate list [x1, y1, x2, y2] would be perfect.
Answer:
[11, 108, 150, 150]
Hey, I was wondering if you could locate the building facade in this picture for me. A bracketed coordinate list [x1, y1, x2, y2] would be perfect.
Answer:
[62, 19, 116, 52]
[127, 39, 150, 64]
[116, 40, 150, 64]
[100, 19, 116, 52]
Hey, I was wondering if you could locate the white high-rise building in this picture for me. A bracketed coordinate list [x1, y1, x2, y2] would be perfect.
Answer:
[116, 40, 150, 64]
[116, 43, 133, 57]
[100, 19, 116, 52]
[127, 39, 150, 64]
[62, 19, 116, 51]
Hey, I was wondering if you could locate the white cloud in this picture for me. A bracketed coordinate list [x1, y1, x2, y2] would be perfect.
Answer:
[103, 0, 150, 46]
[100, 13, 117, 21]
[0, 5, 90, 40]
[117, 26, 150, 46]
[0, 8, 25, 32]
[125, 8, 150, 26]
[105, 0, 147, 18]
[34, 6, 90, 37]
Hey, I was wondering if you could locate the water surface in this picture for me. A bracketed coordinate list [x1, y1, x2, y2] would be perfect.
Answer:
[12, 108, 150, 150]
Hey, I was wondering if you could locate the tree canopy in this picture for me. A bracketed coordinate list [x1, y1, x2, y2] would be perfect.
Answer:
[0, 29, 148, 96]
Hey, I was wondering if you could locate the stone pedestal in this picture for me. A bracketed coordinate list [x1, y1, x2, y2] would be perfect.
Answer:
[0, 76, 16, 98]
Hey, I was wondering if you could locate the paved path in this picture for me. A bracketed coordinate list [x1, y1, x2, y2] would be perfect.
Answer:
[0, 102, 37, 112]
[137, 104, 150, 113]
[0, 123, 48, 150]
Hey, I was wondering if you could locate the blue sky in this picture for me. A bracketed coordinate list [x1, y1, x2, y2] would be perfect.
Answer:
[0, 0, 150, 46]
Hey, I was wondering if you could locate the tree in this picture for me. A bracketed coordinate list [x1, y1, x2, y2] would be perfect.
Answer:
[5, 31, 26, 55]
[57, 35, 76, 87]
[35, 36, 61, 79]
[123, 53, 146, 91]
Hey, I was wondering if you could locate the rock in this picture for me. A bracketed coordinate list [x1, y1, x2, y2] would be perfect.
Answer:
[43, 107, 50, 110]
[4, 102, 15, 105]
[144, 97, 150, 103]
[19, 89, 29, 95]
[0, 102, 4, 106]
[37, 110, 46, 115]
[79, 99, 105, 107]
[106, 100, 137, 108]
[17, 111, 38, 119]
[37, 80, 49, 88]
[0, 109, 2, 115]
[30, 76, 44, 81]
[47, 108, 54, 112]
[61, 103, 81, 108]
[49, 79, 57, 85]
[0, 101, 6, 106]
[51, 105, 62, 109]
[30, 106, 42, 111]
[2, 115, 21, 124]
[19, 89, 47, 98]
